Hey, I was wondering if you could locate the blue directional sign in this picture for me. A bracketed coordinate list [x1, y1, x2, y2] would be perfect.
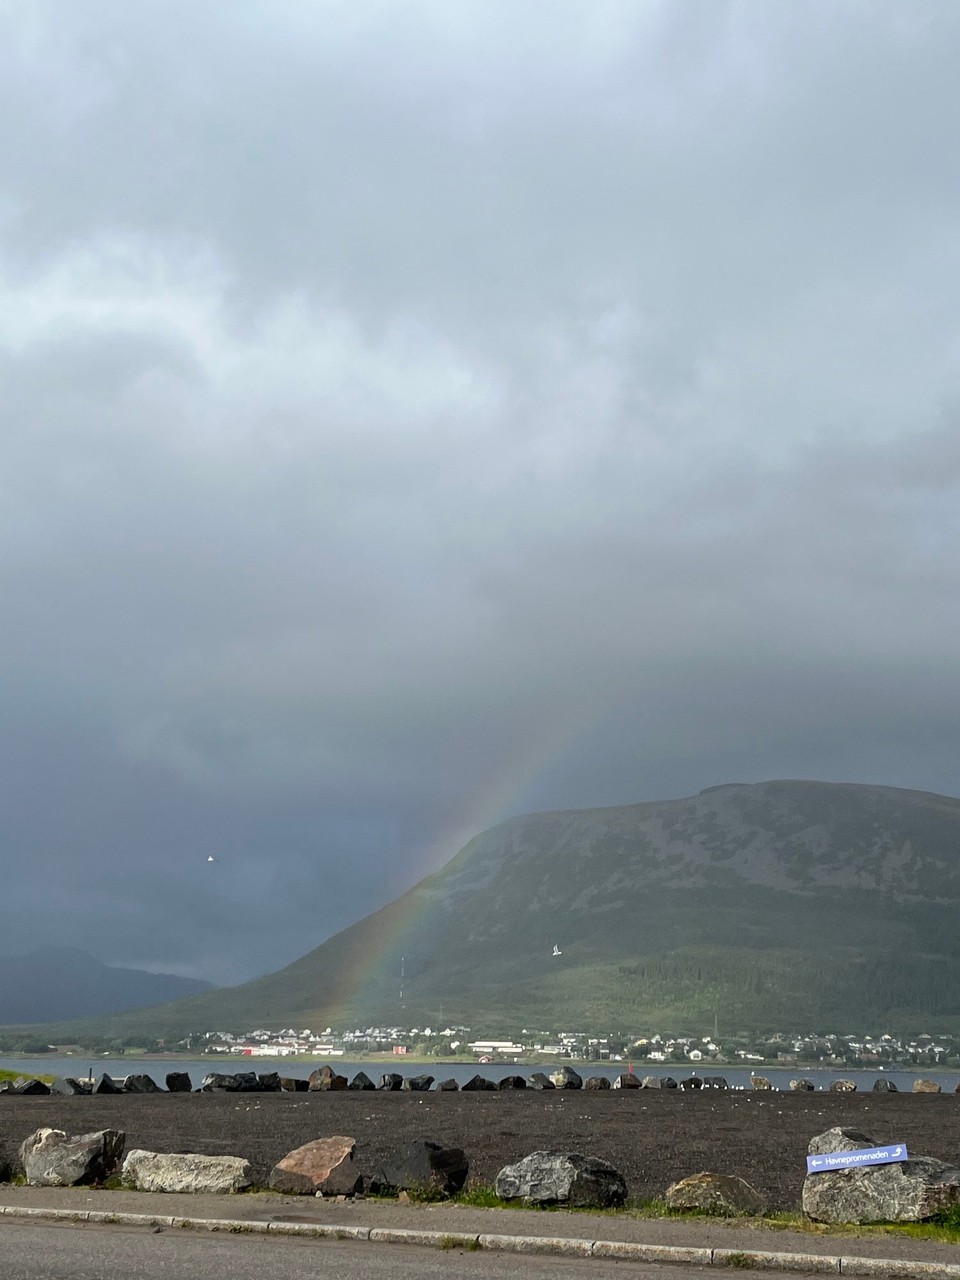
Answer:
[806, 1145, 908, 1174]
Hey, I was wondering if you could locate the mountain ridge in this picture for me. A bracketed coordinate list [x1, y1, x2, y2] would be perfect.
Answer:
[0, 948, 214, 1025]
[9, 780, 960, 1039]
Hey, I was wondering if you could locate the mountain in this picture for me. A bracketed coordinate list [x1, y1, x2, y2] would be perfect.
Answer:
[14, 780, 960, 1039]
[0, 948, 214, 1024]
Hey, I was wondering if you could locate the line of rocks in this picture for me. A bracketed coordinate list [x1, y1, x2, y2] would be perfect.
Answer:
[1, 1065, 710, 1095]
[6, 1120, 960, 1227]
[7, 1064, 951, 1096]
[9, 1125, 627, 1209]
[750, 1075, 951, 1094]
[7, 1121, 960, 1228]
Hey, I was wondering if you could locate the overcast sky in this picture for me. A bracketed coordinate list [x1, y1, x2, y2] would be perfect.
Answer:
[2, 1, 959, 985]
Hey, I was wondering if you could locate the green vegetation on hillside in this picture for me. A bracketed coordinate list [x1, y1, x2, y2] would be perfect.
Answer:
[6, 780, 960, 1040]
[0, 1068, 55, 1084]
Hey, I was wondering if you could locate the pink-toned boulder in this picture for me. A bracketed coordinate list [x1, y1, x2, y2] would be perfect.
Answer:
[268, 1135, 361, 1195]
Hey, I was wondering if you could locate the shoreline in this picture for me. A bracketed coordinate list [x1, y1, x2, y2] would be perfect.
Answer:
[4, 1050, 958, 1073]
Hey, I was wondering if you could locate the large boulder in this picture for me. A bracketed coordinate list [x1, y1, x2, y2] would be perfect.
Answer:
[268, 1136, 361, 1196]
[200, 1072, 238, 1092]
[913, 1079, 941, 1094]
[641, 1075, 662, 1089]
[92, 1074, 122, 1095]
[51, 1077, 88, 1096]
[437, 1078, 460, 1091]
[461, 1074, 497, 1091]
[230, 1072, 263, 1092]
[123, 1150, 252, 1194]
[808, 1126, 873, 1152]
[377, 1073, 403, 1091]
[372, 1140, 468, 1198]
[309, 1065, 348, 1091]
[165, 1072, 192, 1093]
[549, 1066, 582, 1090]
[666, 1171, 765, 1215]
[585, 1076, 611, 1090]
[872, 1078, 898, 1092]
[20, 1128, 124, 1187]
[702, 1076, 729, 1090]
[803, 1127, 960, 1224]
[830, 1080, 857, 1092]
[498, 1075, 527, 1090]
[348, 1071, 376, 1091]
[402, 1074, 434, 1092]
[199, 1070, 265, 1092]
[528, 1073, 555, 1090]
[123, 1074, 161, 1094]
[613, 1073, 641, 1089]
[496, 1151, 626, 1208]
[790, 1079, 816, 1092]
[256, 1072, 282, 1092]
[750, 1076, 773, 1090]
[279, 1077, 309, 1092]
[13, 1078, 50, 1095]
[680, 1076, 703, 1090]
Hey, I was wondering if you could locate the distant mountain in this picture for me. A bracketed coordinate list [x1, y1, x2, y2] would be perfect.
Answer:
[0, 948, 213, 1024]
[16, 781, 960, 1039]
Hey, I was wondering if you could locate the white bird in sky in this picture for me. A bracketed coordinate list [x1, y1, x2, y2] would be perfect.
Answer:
[206, 855, 217, 863]
[552, 944, 562, 956]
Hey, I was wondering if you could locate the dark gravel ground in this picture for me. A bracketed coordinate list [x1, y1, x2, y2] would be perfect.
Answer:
[1, 1089, 958, 1211]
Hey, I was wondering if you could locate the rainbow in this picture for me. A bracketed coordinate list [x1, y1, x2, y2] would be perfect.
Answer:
[321, 693, 614, 1023]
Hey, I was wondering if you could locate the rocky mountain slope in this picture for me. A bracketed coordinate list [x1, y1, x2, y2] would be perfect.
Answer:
[16, 781, 960, 1038]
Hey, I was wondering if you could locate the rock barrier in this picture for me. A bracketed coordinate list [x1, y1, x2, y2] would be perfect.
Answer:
[2, 1069, 956, 1096]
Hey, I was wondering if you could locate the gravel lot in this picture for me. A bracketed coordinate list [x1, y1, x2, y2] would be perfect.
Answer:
[1, 1088, 958, 1211]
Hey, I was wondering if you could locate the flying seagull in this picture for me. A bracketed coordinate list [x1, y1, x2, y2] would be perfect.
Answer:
[552, 944, 562, 956]
[207, 855, 217, 863]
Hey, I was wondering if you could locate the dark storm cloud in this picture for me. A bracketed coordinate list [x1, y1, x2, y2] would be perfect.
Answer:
[2, 1, 959, 984]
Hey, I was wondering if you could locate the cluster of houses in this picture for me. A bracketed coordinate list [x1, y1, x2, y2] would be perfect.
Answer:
[200, 1026, 630, 1060]
[201, 1026, 471, 1059]
[190, 1026, 960, 1066]
[746, 1031, 958, 1065]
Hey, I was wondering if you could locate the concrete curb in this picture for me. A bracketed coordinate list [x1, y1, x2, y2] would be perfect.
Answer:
[1, 1203, 959, 1277]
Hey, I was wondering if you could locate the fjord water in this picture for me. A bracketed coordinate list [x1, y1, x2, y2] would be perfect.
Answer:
[2, 1058, 958, 1092]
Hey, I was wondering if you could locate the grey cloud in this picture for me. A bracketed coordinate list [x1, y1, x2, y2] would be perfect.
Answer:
[1, 2, 959, 983]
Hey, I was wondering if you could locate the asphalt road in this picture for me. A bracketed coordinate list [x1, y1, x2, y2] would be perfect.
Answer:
[1, 1220, 782, 1280]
